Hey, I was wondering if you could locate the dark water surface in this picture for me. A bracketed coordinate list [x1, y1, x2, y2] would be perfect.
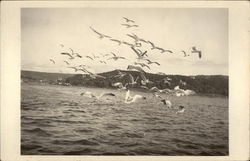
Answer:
[21, 83, 228, 155]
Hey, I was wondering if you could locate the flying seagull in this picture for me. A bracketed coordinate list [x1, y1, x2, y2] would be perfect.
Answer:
[155, 47, 173, 53]
[134, 62, 150, 70]
[131, 46, 147, 59]
[139, 72, 153, 85]
[122, 41, 134, 47]
[124, 89, 146, 104]
[59, 44, 64, 48]
[108, 52, 126, 61]
[85, 55, 94, 60]
[113, 70, 127, 79]
[61, 52, 74, 59]
[181, 50, 189, 57]
[89, 26, 111, 39]
[67, 66, 79, 72]
[109, 38, 122, 45]
[64, 60, 70, 65]
[127, 74, 139, 85]
[147, 41, 157, 50]
[123, 17, 135, 23]
[143, 59, 160, 66]
[49, 59, 55, 64]
[191, 46, 202, 59]
[127, 65, 145, 73]
[121, 24, 139, 28]
[99, 60, 107, 64]
[69, 48, 82, 58]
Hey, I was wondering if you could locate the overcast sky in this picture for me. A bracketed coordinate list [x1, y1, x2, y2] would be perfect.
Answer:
[21, 8, 228, 75]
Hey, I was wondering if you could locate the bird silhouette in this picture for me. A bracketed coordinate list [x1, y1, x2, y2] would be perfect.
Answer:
[107, 52, 126, 61]
[191, 46, 202, 59]
[143, 59, 160, 66]
[181, 50, 189, 57]
[49, 59, 55, 64]
[155, 47, 173, 53]
[123, 17, 135, 23]
[121, 24, 139, 28]
[85, 55, 94, 60]
[69, 48, 82, 58]
[113, 70, 127, 79]
[127, 65, 145, 73]
[61, 52, 74, 59]
[64, 60, 70, 65]
[122, 41, 134, 47]
[89, 26, 111, 39]
[147, 41, 157, 50]
[131, 46, 147, 59]
[134, 62, 150, 70]
[99, 60, 107, 64]
[109, 38, 122, 45]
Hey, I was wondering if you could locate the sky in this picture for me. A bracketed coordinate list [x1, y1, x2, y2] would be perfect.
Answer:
[21, 8, 228, 75]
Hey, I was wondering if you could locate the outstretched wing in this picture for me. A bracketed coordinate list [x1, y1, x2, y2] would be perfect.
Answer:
[127, 74, 135, 83]
[139, 72, 147, 81]
[127, 65, 145, 73]
[99, 92, 116, 99]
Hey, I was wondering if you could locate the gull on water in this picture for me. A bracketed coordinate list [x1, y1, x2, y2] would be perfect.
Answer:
[80, 91, 116, 100]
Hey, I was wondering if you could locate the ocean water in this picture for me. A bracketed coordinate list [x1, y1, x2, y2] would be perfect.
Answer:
[21, 83, 228, 155]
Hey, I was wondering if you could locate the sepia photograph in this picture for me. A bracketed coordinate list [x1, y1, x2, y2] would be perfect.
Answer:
[21, 7, 229, 155]
[1, 1, 249, 161]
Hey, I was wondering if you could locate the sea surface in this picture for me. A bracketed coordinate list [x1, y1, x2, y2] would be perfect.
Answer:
[21, 83, 228, 155]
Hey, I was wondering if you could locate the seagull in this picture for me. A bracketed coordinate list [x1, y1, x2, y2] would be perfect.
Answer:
[181, 50, 189, 57]
[147, 41, 157, 50]
[121, 24, 139, 28]
[122, 41, 134, 47]
[99, 60, 106, 64]
[161, 99, 172, 108]
[134, 62, 150, 70]
[69, 48, 82, 58]
[127, 74, 139, 85]
[127, 65, 145, 73]
[59, 44, 64, 48]
[131, 46, 147, 59]
[140, 85, 149, 90]
[127, 33, 139, 42]
[85, 55, 94, 60]
[191, 46, 202, 59]
[112, 82, 123, 88]
[89, 74, 106, 79]
[113, 70, 127, 79]
[176, 105, 185, 114]
[123, 17, 135, 23]
[109, 38, 122, 45]
[124, 89, 146, 104]
[80, 91, 115, 100]
[49, 59, 55, 64]
[61, 52, 74, 59]
[143, 59, 160, 66]
[67, 66, 79, 72]
[108, 52, 126, 61]
[139, 72, 153, 85]
[150, 86, 160, 92]
[89, 26, 111, 39]
[64, 60, 70, 65]
[92, 53, 100, 59]
[155, 47, 173, 53]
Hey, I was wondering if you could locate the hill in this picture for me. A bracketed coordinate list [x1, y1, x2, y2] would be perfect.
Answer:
[21, 70, 228, 96]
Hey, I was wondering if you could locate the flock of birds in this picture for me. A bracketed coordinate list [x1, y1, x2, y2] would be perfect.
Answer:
[49, 17, 202, 114]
